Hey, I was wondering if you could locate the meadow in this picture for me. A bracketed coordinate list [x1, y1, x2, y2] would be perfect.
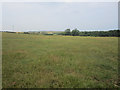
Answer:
[2, 32, 118, 88]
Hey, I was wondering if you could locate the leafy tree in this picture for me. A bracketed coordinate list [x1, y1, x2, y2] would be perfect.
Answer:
[72, 28, 80, 36]
[65, 29, 71, 35]
[78, 30, 120, 37]
[62, 29, 120, 37]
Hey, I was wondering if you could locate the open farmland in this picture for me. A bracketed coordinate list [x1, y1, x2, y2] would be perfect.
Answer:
[2, 32, 118, 88]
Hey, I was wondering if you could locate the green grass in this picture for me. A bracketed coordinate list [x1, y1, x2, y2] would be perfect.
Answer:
[2, 32, 118, 88]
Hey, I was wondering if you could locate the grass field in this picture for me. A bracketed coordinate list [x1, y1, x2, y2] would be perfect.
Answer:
[2, 32, 118, 88]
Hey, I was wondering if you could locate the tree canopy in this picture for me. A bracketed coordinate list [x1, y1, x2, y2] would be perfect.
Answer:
[62, 29, 119, 37]
[71, 28, 80, 36]
[65, 29, 71, 35]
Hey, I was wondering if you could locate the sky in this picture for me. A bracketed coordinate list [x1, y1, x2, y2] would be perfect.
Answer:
[2, 2, 118, 32]
[0, 3, 2, 31]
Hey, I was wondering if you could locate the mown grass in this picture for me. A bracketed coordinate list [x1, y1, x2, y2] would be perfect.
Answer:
[2, 32, 118, 88]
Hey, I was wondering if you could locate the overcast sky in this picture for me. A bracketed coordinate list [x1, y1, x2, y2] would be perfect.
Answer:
[2, 2, 118, 32]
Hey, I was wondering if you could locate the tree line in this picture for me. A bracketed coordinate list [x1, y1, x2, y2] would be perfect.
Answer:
[5, 28, 120, 37]
[58, 28, 120, 37]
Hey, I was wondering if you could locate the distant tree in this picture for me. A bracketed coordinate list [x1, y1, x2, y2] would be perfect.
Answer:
[62, 29, 120, 37]
[65, 29, 71, 35]
[24, 32, 29, 34]
[72, 28, 80, 36]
